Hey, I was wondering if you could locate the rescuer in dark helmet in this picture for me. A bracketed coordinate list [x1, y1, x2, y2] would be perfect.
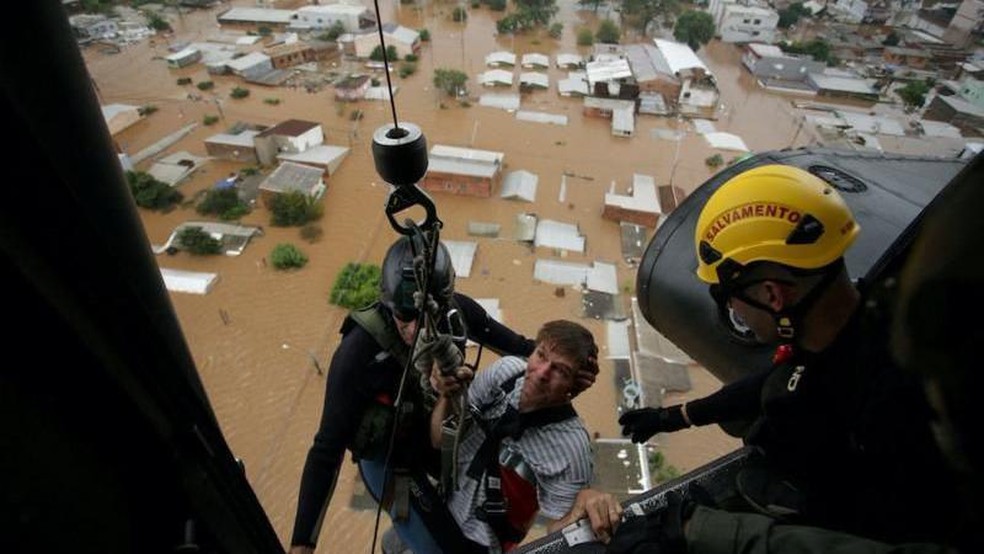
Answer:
[616, 164, 961, 546]
[289, 235, 598, 554]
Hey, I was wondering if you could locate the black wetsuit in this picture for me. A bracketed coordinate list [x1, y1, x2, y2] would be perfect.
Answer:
[290, 293, 535, 548]
[685, 306, 962, 546]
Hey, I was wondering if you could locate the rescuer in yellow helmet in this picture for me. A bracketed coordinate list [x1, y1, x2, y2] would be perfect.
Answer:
[617, 164, 962, 547]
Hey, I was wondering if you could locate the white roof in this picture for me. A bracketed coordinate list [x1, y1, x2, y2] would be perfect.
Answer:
[442, 240, 477, 278]
[206, 129, 260, 147]
[516, 111, 568, 125]
[920, 120, 963, 139]
[165, 47, 199, 61]
[747, 43, 786, 58]
[534, 219, 585, 253]
[586, 59, 632, 85]
[519, 72, 549, 88]
[428, 145, 503, 178]
[558, 76, 589, 96]
[613, 107, 634, 135]
[387, 24, 419, 45]
[227, 51, 271, 71]
[606, 320, 631, 360]
[219, 7, 294, 23]
[556, 53, 583, 67]
[500, 170, 538, 202]
[533, 259, 591, 287]
[101, 103, 138, 120]
[365, 86, 399, 100]
[653, 39, 708, 74]
[479, 93, 521, 110]
[531, 260, 617, 293]
[431, 145, 503, 164]
[704, 132, 750, 151]
[605, 174, 659, 213]
[693, 119, 717, 134]
[809, 74, 876, 94]
[586, 261, 619, 295]
[480, 69, 514, 86]
[297, 4, 368, 16]
[160, 268, 218, 295]
[839, 113, 905, 136]
[485, 51, 516, 66]
[522, 53, 549, 67]
[236, 35, 262, 45]
[278, 144, 350, 165]
[514, 213, 537, 241]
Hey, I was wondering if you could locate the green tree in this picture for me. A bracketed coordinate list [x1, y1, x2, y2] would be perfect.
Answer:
[197, 188, 250, 221]
[898, 80, 930, 110]
[549, 22, 563, 38]
[230, 86, 250, 99]
[673, 10, 715, 51]
[329, 263, 383, 309]
[777, 2, 810, 29]
[596, 19, 621, 44]
[419, 28, 431, 41]
[300, 223, 324, 243]
[514, 0, 558, 27]
[705, 153, 724, 168]
[197, 81, 214, 91]
[370, 44, 399, 61]
[177, 227, 222, 255]
[452, 6, 468, 21]
[433, 68, 469, 97]
[126, 170, 182, 211]
[144, 11, 171, 32]
[621, 0, 680, 33]
[648, 450, 681, 484]
[399, 62, 418, 78]
[780, 39, 838, 66]
[269, 191, 321, 227]
[318, 21, 347, 41]
[487, 0, 507, 10]
[270, 243, 309, 270]
[577, 27, 595, 46]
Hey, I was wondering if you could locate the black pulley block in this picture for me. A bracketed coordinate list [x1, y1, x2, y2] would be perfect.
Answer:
[372, 123, 428, 187]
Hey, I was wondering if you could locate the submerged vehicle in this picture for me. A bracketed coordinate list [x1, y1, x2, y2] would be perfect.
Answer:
[3, 3, 979, 553]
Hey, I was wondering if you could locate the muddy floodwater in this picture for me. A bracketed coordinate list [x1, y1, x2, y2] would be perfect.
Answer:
[81, 0, 819, 549]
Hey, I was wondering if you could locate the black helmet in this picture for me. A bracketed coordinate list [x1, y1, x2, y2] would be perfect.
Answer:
[380, 236, 456, 319]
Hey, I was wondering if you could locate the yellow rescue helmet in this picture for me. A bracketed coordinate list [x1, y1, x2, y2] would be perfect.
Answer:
[695, 164, 860, 285]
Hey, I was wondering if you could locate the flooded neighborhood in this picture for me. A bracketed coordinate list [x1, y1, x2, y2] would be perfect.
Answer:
[69, 0, 983, 550]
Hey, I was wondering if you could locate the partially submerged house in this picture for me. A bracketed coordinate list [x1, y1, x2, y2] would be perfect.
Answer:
[654, 39, 719, 118]
[147, 151, 208, 187]
[556, 53, 584, 69]
[155, 221, 263, 256]
[603, 174, 661, 227]
[217, 7, 294, 33]
[423, 145, 504, 197]
[290, 4, 375, 31]
[485, 51, 516, 67]
[519, 72, 549, 90]
[258, 161, 325, 207]
[254, 119, 324, 165]
[341, 23, 420, 58]
[534, 219, 585, 253]
[101, 104, 141, 136]
[521, 53, 549, 69]
[500, 170, 538, 202]
[278, 144, 350, 175]
[558, 72, 590, 97]
[334, 74, 371, 101]
[225, 52, 274, 80]
[166, 47, 202, 69]
[479, 69, 514, 87]
[204, 128, 262, 163]
[741, 43, 824, 91]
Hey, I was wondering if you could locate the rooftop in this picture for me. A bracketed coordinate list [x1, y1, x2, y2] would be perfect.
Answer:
[654, 39, 709, 75]
[260, 161, 324, 193]
[257, 119, 320, 138]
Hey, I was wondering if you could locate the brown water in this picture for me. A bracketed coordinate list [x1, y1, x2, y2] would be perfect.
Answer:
[78, 1, 821, 549]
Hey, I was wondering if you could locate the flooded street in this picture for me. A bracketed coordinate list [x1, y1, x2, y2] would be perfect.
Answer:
[76, 0, 823, 549]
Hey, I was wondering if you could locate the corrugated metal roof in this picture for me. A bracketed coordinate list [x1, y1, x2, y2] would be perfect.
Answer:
[467, 221, 501, 237]
[521, 53, 549, 67]
[160, 268, 218, 295]
[218, 7, 294, 23]
[206, 129, 261, 147]
[586, 59, 632, 85]
[605, 174, 659, 213]
[443, 240, 477, 278]
[514, 213, 537, 242]
[606, 320, 631, 359]
[500, 170, 538, 202]
[260, 161, 324, 193]
[556, 53, 583, 67]
[808, 74, 877, 94]
[534, 219, 585, 253]
[479, 93, 521, 110]
[557, 77, 589, 96]
[101, 103, 138, 120]
[257, 119, 321, 138]
[485, 51, 516, 66]
[587, 262, 618, 294]
[431, 145, 504, 164]
[704, 132, 749, 151]
[226, 51, 271, 71]
[533, 259, 590, 286]
[515, 111, 568, 125]
[480, 69, 514, 86]
[519, 72, 549, 88]
[382, 23, 419, 45]
[278, 144, 349, 165]
[654, 39, 709, 75]
[612, 107, 634, 135]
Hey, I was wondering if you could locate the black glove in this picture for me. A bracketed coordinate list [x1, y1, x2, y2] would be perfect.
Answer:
[607, 492, 691, 554]
[618, 406, 689, 443]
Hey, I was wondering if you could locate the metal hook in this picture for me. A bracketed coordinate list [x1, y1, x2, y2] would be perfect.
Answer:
[385, 184, 441, 235]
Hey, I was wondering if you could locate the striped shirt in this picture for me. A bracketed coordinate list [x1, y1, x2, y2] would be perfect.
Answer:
[447, 357, 593, 551]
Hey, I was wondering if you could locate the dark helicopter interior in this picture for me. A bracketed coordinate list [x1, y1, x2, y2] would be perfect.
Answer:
[2, 4, 980, 554]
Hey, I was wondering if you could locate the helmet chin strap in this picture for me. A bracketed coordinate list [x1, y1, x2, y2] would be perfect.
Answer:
[771, 264, 842, 347]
